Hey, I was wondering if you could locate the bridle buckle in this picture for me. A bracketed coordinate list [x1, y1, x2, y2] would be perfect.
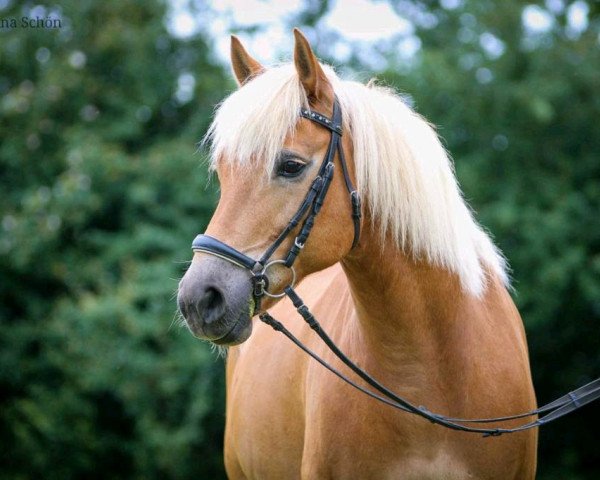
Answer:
[252, 274, 268, 298]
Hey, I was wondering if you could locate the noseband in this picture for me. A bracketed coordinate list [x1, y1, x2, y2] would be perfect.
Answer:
[192, 97, 361, 310]
[190, 97, 600, 436]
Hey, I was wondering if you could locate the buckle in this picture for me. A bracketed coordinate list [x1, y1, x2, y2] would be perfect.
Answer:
[252, 274, 268, 298]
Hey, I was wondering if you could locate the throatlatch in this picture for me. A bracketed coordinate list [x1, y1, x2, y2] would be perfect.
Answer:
[191, 97, 600, 436]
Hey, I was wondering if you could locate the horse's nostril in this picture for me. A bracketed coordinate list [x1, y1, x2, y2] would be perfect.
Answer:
[203, 287, 221, 310]
[198, 286, 226, 325]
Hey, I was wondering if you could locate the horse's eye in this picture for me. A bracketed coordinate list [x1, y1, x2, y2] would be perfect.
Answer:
[278, 160, 306, 178]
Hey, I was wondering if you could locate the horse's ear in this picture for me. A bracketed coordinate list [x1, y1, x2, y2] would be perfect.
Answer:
[230, 35, 264, 86]
[293, 28, 330, 102]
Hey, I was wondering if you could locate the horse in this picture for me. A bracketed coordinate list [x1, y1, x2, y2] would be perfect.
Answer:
[177, 29, 538, 479]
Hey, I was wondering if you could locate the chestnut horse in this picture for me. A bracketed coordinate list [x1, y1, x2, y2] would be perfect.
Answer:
[178, 30, 537, 479]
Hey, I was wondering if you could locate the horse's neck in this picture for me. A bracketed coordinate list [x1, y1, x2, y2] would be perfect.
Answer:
[341, 227, 471, 378]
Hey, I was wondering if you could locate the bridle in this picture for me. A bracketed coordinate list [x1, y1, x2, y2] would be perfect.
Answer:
[192, 97, 361, 312]
[190, 97, 600, 437]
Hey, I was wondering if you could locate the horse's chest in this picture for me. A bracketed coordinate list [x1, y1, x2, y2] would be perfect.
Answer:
[224, 333, 307, 478]
[225, 343, 462, 480]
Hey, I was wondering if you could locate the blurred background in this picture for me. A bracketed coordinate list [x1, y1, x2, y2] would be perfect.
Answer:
[0, 0, 598, 478]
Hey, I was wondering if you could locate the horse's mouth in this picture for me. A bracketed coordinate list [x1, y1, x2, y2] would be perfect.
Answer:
[211, 316, 251, 346]
[185, 302, 251, 346]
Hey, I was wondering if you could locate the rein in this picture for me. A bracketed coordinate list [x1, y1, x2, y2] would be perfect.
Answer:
[191, 98, 600, 437]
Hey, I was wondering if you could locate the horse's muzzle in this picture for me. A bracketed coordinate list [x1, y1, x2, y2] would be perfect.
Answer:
[177, 256, 254, 346]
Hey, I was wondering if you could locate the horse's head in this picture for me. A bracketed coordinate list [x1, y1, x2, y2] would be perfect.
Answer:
[177, 30, 359, 346]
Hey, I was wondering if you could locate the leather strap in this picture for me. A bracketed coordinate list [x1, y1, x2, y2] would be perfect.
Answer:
[300, 107, 342, 135]
[258, 176, 324, 265]
[192, 234, 260, 271]
[338, 143, 361, 248]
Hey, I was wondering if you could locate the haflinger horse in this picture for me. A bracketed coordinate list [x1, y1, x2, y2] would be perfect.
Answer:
[178, 30, 538, 479]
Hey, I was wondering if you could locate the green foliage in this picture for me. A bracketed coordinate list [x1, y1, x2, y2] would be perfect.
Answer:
[1, 0, 229, 478]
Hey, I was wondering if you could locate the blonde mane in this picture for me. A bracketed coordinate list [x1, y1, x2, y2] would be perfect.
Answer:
[204, 63, 508, 297]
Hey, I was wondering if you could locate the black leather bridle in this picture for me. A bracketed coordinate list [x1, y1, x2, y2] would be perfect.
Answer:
[192, 97, 361, 312]
[191, 97, 600, 436]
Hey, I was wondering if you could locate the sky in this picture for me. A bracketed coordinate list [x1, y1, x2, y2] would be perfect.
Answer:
[168, 0, 418, 66]
[166, 0, 592, 67]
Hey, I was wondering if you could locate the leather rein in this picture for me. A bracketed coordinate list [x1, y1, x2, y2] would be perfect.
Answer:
[191, 98, 600, 437]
